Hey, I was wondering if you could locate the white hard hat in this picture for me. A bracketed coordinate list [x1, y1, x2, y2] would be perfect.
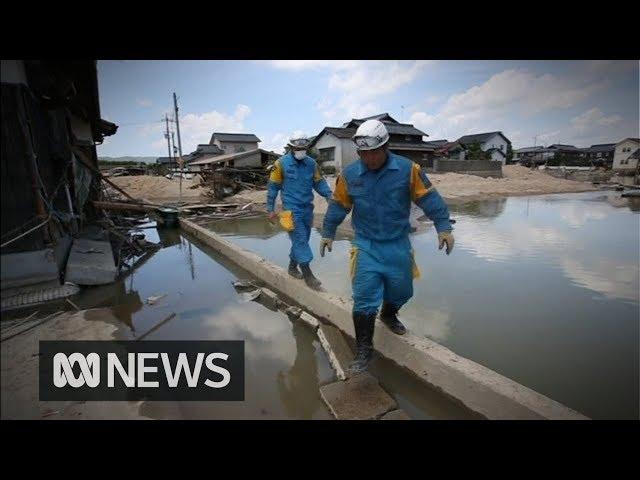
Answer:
[353, 119, 389, 150]
[288, 135, 311, 149]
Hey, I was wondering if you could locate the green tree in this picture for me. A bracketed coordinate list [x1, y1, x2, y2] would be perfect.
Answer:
[466, 142, 491, 160]
[506, 144, 513, 163]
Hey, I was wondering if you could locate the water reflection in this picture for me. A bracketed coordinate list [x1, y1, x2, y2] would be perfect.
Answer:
[451, 198, 507, 218]
[277, 322, 323, 419]
[208, 191, 639, 419]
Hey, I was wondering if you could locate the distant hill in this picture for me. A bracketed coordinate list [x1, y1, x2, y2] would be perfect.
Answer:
[99, 156, 158, 164]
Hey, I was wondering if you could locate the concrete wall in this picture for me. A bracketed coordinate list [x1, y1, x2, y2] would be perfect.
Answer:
[433, 159, 503, 178]
[613, 139, 640, 171]
[179, 218, 588, 420]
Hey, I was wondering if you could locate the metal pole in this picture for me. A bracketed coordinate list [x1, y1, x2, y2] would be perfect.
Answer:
[172, 131, 182, 203]
[165, 114, 172, 167]
[173, 92, 183, 157]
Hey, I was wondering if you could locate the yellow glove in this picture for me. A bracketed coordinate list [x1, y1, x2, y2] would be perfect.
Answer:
[319, 238, 333, 257]
[438, 231, 455, 255]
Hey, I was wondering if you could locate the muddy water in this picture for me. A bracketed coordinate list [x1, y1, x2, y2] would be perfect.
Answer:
[206, 191, 640, 420]
[42, 227, 474, 419]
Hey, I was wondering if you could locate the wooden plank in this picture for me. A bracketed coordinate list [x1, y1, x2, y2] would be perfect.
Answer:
[92, 201, 156, 213]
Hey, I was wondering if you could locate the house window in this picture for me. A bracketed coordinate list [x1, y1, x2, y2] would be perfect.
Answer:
[318, 147, 335, 164]
[235, 145, 246, 153]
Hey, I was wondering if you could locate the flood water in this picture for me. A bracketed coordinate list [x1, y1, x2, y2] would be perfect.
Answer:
[205, 191, 640, 420]
[52, 227, 474, 419]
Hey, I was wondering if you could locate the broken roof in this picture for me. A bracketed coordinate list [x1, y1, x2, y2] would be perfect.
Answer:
[189, 148, 277, 166]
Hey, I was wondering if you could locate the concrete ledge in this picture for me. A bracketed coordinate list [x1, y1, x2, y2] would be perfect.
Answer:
[317, 324, 353, 381]
[180, 218, 589, 420]
[320, 373, 397, 420]
[381, 409, 411, 420]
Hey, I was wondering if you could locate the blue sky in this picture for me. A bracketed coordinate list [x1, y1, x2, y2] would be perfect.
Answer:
[96, 60, 639, 157]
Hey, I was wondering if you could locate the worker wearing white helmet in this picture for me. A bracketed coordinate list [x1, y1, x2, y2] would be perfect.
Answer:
[320, 119, 455, 374]
[266, 134, 333, 290]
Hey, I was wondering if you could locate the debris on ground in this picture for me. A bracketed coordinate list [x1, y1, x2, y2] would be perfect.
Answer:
[232, 279, 259, 291]
[146, 294, 167, 305]
[183, 202, 263, 222]
[238, 289, 261, 303]
[198, 167, 268, 200]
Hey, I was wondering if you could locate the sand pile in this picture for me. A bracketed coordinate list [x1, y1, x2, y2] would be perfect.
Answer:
[231, 165, 596, 212]
[109, 175, 206, 202]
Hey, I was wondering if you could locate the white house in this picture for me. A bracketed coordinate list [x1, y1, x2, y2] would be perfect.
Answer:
[309, 113, 433, 171]
[457, 132, 511, 165]
[612, 138, 640, 172]
[209, 133, 261, 154]
[311, 127, 359, 171]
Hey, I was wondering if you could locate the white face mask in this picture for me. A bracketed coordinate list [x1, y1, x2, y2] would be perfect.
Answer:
[294, 150, 307, 160]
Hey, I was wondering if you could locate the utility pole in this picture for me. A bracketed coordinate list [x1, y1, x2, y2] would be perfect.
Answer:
[173, 92, 183, 157]
[171, 129, 182, 203]
[164, 114, 172, 164]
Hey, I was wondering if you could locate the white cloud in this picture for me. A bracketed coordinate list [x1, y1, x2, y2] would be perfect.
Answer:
[267, 60, 431, 122]
[140, 104, 252, 155]
[136, 98, 153, 108]
[571, 108, 623, 134]
[260, 132, 288, 154]
[137, 104, 252, 155]
[259, 129, 314, 155]
[266, 60, 359, 71]
[409, 68, 606, 143]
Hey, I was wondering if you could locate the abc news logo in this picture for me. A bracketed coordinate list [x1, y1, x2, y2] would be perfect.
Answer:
[40, 341, 244, 401]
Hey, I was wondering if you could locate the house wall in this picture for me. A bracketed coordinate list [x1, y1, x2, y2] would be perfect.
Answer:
[213, 140, 259, 153]
[341, 137, 358, 170]
[613, 140, 640, 171]
[314, 134, 343, 169]
[481, 134, 509, 165]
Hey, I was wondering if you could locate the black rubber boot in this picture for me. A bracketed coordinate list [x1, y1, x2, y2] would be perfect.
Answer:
[300, 263, 322, 290]
[348, 311, 376, 375]
[380, 302, 406, 335]
[288, 259, 303, 279]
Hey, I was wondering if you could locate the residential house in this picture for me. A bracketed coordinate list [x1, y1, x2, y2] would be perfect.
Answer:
[209, 133, 260, 154]
[434, 141, 466, 160]
[309, 113, 434, 171]
[1, 60, 117, 291]
[188, 148, 279, 172]
[457, 132, 511, 164]
[582, 143, 616, 166]
[547, 144, 583, 158]
[513, 146, 555, 165]
[613, 138, 640, 172]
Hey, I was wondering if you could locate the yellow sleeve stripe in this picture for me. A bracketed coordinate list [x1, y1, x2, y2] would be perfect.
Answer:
[333, 174, 352, 209]
[410, 163, 435, 202]
[269, 160, 283, 184]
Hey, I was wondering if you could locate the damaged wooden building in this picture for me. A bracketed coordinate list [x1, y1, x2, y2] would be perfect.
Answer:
[1, 60, 118, 308]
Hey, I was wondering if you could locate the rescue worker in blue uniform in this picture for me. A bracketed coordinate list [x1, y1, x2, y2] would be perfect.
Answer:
[320, 120, 455, 374]
[267, 135, 333, 290]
